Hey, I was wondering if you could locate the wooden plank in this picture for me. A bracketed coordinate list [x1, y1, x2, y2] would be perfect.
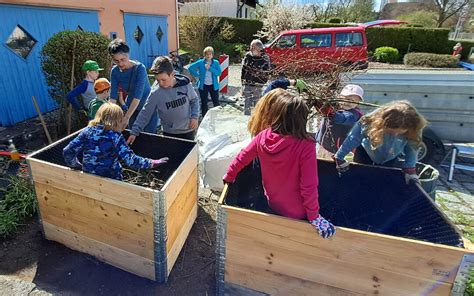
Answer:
[29, 158, 153, 215]
[225, 226, 452, 296]
[218, 184, 228, 205]
[162, 145, 198, 211]
[166, 168, 198, 252]
[223, 206, 472, 294]
[226, 262, 363, 296]
[167, 203, 198, 275]
[43, 222, 155, 280]
[36, 183, 154, 259]
[35, 182, 152, 237]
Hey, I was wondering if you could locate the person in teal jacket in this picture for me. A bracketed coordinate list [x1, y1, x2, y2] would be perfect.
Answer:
[188, 46, 222, 116]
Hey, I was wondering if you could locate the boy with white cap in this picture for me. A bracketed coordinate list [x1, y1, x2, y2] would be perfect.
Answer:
[316, 84, 364, 158]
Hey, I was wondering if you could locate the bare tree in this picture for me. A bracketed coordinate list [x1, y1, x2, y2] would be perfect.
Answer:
[433, 0, 470, 28]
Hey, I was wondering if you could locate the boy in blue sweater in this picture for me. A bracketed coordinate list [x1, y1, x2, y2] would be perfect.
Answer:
[66, 60, 103, 111]
[127, 56, 199, 143]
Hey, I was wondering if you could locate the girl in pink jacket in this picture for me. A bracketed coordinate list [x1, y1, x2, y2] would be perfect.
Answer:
[223, 89, 335, 239]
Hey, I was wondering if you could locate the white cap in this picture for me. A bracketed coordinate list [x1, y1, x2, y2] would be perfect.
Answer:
[340, 84, 364, 101]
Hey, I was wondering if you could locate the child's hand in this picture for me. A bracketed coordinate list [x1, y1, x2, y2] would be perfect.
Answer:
[127, 135, 136, 145]
[310, 214, 336, 239]
[333, 157, 349, 176]
[222, 173, 234, 184]
[151, 157, 169, 168]
[189, 118, 199, 130]
[403, 168, 420, 185]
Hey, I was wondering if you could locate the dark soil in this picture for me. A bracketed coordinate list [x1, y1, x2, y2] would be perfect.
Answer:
[0, 207, 217, 296]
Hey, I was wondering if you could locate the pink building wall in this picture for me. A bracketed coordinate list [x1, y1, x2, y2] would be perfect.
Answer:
[0, 0, 179, 51]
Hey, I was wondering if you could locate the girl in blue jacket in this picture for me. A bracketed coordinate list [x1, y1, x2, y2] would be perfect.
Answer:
[334, 100, 427, 184]
[188, 46, 222, 116]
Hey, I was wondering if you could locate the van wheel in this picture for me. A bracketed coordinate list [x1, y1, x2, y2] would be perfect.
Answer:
[418, 135, 443, 165]
[417, 137, 434, 163]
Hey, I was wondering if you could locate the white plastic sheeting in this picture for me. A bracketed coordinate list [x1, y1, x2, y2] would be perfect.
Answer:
[196, 106, 251, 191]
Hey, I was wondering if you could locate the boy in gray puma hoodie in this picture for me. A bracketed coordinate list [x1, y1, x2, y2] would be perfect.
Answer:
[127, 56, 200, 143]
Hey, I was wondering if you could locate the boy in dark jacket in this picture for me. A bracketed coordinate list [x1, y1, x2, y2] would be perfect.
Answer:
[127, 56, 199, 143]
[241, 39, 271, 115]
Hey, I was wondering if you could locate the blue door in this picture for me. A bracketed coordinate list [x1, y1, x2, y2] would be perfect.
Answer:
[0, 4, 99, 126]
[124, 13, 169, 68]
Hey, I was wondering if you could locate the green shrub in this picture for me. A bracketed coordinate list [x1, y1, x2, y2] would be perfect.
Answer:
[308, 22, 354, 28]
[41, 30, 111, 134]
[465, 267, 474, 296]
[374, 47, 400, 63]
[403, 52, 458, 68]
[217, 17, 262, 44]
[328, 18, 342, 24]
[41, 30, 111, 104]
[0, 176, 37, 237]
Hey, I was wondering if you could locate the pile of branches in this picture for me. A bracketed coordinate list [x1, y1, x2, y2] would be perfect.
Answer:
[122, 168, 166, 191]
[255, 49, 379, 116]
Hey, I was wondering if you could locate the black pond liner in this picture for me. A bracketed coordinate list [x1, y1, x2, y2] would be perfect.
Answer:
[29, 129, 196, 186]
[224, 159, 464, 248]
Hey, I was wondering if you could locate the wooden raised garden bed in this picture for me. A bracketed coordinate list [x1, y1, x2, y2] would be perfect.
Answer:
[217, 160, 474, 295]
[27, 131, 198, 282]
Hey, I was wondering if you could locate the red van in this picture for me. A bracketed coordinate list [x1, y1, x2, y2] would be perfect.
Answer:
[265, 20, 404, 73]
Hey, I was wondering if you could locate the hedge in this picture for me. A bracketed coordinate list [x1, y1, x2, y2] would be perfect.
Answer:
[215, 17, 263, 44]
[308, 22, 355, 28]
[403, 53, 458, 68]
[366, 27, 452, 56]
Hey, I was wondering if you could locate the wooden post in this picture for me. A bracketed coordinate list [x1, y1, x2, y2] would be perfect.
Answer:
[32, 96, 52, 144]
[66, 39, 77, 135]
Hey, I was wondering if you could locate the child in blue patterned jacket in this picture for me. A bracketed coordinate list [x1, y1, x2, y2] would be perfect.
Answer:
[63, 103, 168, 180]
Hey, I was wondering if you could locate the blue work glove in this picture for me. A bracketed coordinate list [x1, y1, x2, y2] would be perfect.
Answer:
[151, 157, 169, 168]
[333, 157, 350, 176]
[310, 214, 336, 239]
[403, 167, 420, 185]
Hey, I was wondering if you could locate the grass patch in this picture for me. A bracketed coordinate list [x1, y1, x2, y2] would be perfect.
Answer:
[0, 176, 37, 237]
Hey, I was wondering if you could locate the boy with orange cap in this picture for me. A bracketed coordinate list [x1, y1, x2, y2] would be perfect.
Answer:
[87, 78, 111, 119]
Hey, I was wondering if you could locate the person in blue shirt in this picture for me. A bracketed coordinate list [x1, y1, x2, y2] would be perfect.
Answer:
[263, 77, 308, 95]
[107, 39, 158, 133]
[188, 46, 222, 116]
[63, 103, 168, 180]
[333, 100, 427, 184]
[66, 60, 102, 112]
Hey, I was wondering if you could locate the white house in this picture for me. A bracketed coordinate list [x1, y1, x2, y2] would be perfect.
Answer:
[179, 0, 258, 19]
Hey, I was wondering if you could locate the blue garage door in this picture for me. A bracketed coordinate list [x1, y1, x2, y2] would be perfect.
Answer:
[0, 4, 99, 126]
[124, 13, 168, 68]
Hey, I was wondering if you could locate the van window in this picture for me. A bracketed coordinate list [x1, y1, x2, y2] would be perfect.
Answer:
[300, 34, 332, 48]
[274, 35, 296, 49]
[335, 32, 363, 47]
